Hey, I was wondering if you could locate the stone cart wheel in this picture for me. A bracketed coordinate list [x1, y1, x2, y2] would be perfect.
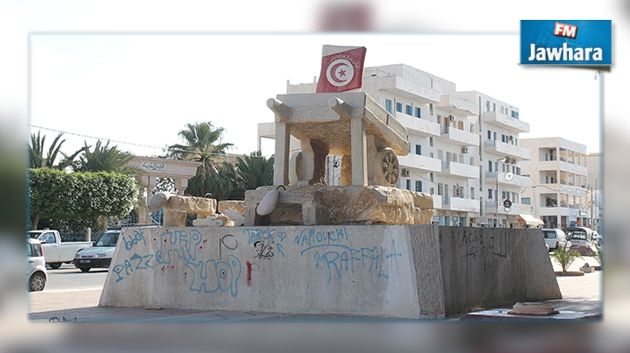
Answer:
[378, 148, 400, 186]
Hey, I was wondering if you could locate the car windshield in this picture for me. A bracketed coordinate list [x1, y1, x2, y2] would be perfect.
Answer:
[27, 231, 42, 239]
[568, 229, 587, 241]
[542, 230, 556, 239]
[96, 231, 120, 247]
[27, 243, 43, 257]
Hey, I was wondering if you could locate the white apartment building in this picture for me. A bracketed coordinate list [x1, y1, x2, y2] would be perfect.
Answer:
[585, 153, 602, 233]
[456, 90, 532, 228]
[520, 137, 590, 229]
[258, 63, 533, 227]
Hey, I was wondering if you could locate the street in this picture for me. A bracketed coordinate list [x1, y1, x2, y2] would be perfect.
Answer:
[29, 264, 108, 314]
[27, 254, 602, 322]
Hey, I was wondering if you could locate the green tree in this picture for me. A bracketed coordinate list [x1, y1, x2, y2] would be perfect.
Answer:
[29, 168, 138, 231]
[552, 242, 581, 273]
[76, 140, 137, 174]
[28, 131, 85, 169]
[235, 151, 274, 191]
[168, 122, 233, 174]
[186, 162, 239, 200]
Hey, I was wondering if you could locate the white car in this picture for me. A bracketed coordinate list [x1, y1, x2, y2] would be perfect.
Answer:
[542, 228, 569, 251]
[27, 238, 47, 292]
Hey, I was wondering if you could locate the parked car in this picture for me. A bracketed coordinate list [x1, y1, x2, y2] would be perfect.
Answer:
[73, 229, 121, 272]
[27, 230, 92, 269]
[27, 238, 47, 292]
[542, 228, 569, 251]
[565, 227, 593, 246]
[565, 227, 597, 256]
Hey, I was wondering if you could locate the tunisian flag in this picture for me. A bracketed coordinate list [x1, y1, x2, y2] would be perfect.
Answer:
[316, 45, 367, 93]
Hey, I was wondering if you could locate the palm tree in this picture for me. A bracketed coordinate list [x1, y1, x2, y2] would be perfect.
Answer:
[236, 151, 274, 191]
[168, 122, 233, 174]
[28, 131, 66, 168]
[186, 162, 238, 200]
[76, 140, 137, 174]
[29, 131, 89, 170]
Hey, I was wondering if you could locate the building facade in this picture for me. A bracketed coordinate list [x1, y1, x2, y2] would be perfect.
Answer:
[520, 137, 591, 229]
[259, 63, 534, 227]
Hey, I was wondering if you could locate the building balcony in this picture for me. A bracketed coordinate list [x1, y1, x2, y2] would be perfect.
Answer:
[438, 95, 476, 116]
[365, 75, 441, 103]
[536, 206, 580, 217]
[399, 154, 442, 173]
[534, 183, 588, 197]
[443, 161, 479, 179]
[537, 160, 588, 176]
[394, 112, 441, 136]
[484, 140, 530, 160]
[485, 171, 531, 188]
[485, 201, 531, 215]
[439, 127, 480, 146]
[482, 111, 530, 133]
[444, 197, 480, 213]
[432, 194, 443, 210]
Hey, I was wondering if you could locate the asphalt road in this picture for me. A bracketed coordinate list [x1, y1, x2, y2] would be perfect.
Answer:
[28, 263, 109, 314]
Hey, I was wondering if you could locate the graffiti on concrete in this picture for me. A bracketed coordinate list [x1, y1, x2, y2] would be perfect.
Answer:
[253, 240, 274, 259]
[112, 228, 241, 298]
[295, 227, 402, 283]
[121, 229, 147, 251]
[243, 228, 287, 257]
[463, 229, 509, 270]
[186, 255, 241, 297]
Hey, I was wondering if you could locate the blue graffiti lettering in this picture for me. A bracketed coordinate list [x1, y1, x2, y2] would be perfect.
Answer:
[301, 238, 401, 283]
[186, 255, 241, 298]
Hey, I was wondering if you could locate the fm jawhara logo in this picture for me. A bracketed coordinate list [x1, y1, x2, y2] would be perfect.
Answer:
[520, 20, 612, 66]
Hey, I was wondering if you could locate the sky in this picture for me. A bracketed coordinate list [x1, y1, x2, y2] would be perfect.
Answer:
[29, 33, 600, 159]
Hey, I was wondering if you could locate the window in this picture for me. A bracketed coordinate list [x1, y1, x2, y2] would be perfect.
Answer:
[486, 100, 490, 111]
[415, 180, 423, 192]
[385, 99, 393, 113]
[493, 103, 496, 112]
[470, 124, 475, 133]
[429, 137, 434, 147]
[488, 188, 493, 199]
[41, 233, 55, 244]
[429, 103, 434, 116]
[406, 104, 413, 116]
[396, 102, 403, 113]
[415, 144, 422, 155]
[457, 121, 464, 130]
[430, 173, 434, 182]
[522, 197, 531, 205]
[487, 130, 492, 140]
[415, 107, 422, 118]
[488, 160, 493, 172]
[470, 187, 475, 199]
[405, 179, 411, 190]
[430, 187, 435, 194]
[430, 152, 434, 158]
[438, 183, 443, 196]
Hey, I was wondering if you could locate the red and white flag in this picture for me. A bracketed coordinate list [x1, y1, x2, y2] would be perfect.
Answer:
[316, 45, 367, 93]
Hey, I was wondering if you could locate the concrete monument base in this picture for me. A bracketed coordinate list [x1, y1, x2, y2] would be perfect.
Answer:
[99, 225, 561, 318]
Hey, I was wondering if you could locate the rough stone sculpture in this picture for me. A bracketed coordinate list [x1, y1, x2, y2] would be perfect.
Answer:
[244, 185, 433, 226]
[148, 192, 217, 227]
[268, 92, 409, 188]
